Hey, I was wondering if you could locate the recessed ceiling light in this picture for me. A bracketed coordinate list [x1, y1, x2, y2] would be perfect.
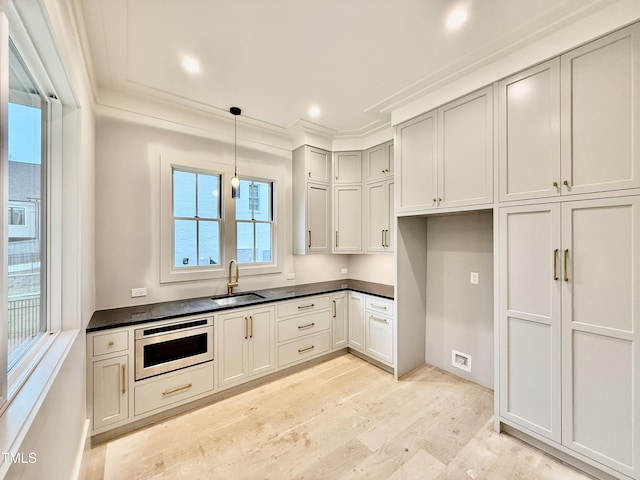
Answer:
[308, 106, 321, 118]
[182, 57, 201, 74]
[446, 6, 468, 30]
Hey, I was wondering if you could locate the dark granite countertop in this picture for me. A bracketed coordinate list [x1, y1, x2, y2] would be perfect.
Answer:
[87, 279, 394, 332]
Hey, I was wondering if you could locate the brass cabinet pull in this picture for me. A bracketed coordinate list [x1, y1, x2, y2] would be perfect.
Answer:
[108, 341, 114, 348]
[370, 315, 389, 324]
[433, 198, 437, 204]
[370, 303, 388, 310]
[335, 231, 339, 248]
[308, 230, 311, 248]
[121, 365, 126, 395]
[162, 383, 193, 396]
[382, 229, 385, 247]
[332, 300, 336, 318]
[385, 229, 390, 247]
[249, 315, 253, 339]
[564, 249, 569, 282]
[298, 345, 315, 353]
[297, 322, 315, 330]
[297, 304, 315, 310]
[563, 180, 570, 189]
[438, 198, 442, 204]
[244, 317, 248, 340]
[553, 181, 558, 188]
[553, 249, 559, 280]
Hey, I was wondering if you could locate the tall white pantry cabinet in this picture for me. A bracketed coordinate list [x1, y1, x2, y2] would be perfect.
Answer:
[497, 23, 640, 480]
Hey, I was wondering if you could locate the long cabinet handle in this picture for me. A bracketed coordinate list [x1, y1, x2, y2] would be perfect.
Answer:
[297, 304, 315, 310]
[553, 249, 559, 281]
[382, 229, 385, 247]
[332, 300, 336, 318]
[162, 383, 193, 396]
[335, 231, 339, 248]
[370, 315, 389, 324]
[249, 315, 253, 339]
[244, 317, 248, 340]
[564, 249, 569, 282]
[297, 322, 316, 330]
[370, 303, 388, 310]
[121, 365, 126, 395]
[308, 230, 311, 249]
[298, 345, 315, 353]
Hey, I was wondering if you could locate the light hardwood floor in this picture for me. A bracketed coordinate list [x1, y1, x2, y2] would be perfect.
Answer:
[80, 354, 592, 479]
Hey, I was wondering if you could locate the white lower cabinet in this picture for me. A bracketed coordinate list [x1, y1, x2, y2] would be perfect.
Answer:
[500, 196, 640, 479]
[348, 292, 365, 352]
[92, 355, 129, 430]
[218, 306, 276, 389]
[331, 293, 348, 349]
[364, 297, 394, 366]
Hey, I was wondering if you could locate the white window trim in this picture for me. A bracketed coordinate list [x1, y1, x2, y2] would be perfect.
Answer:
[160, 153, 283, 284]
[236, 176, 276, 266]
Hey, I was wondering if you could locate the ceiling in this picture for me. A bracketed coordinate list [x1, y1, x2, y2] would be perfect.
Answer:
[76, 0, 619, 139]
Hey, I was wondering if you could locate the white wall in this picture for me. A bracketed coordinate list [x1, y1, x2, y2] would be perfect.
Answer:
[425, 212, 494, 389]
[348, 254, 394, 285]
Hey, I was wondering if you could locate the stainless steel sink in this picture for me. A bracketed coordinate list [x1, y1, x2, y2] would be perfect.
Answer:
[211, 293, 264, 306]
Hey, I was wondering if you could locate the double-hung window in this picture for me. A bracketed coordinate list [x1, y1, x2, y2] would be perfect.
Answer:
[236, 179, 273, 264]
[172, 168, 222, 268]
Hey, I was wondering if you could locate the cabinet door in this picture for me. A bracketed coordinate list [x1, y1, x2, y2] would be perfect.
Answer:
[219, 310, 249, 388]
[365, 143, 389, 182]
[438, 87, 493, 208]
[365, 311, 393, 365]
[93, 355, 128, 429]
[348, 293, 365, 351]
[396, 110, 437, 212]
[561, 24, 640, 195]
[248, 307, 276, 377]
[386, 181, 394, 251]
[365, 181, 387, 252]
[386, 141, 394, 177]
[331, 294, 348, 349]
[498, 59, 561, 202]
[307, 183, 330, 253]
[334, 151, 362, 184]
[334, 185, 362, 253]
[307, 146, 331, 183]
[499, 204, 561, 442]
[561, 197, 640, 477]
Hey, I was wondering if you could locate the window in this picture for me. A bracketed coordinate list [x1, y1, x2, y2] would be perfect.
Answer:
[236, 179, 273, 264]
[6, 39, 48, 372]
[172, 168, 221, 268]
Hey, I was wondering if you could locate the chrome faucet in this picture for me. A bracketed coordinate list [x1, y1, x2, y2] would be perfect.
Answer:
[227, 259, 239, 295]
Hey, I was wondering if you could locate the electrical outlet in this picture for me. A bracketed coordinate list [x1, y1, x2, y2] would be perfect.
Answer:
[341, 268, 348, 274]
[452, 350, 472, 372]
[131, 287, 147, 298]
[470, 272, 479, 285]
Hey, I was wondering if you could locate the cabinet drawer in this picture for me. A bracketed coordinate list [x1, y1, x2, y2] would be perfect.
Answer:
[278, 311, 330, 343]
[277, 295, 330, 318]
[364, 296, 393, 315]
[134, 364, 214, 416]
[92, 331, 128, 357]
[278, 332, 330, 367]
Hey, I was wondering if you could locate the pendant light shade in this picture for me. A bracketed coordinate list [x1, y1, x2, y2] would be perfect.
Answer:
[230, 106, 241, 199]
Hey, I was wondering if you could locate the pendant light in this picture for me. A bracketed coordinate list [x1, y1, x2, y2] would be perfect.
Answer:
[230, 106, 241, 199]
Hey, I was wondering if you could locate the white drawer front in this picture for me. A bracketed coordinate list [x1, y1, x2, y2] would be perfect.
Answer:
[277, 295, 330, 318]
[364, 296, 393, 315]
[278, 332, 331, 367]
[278, 311, 330, 343]
[92, 331, 128, 357]
[134, 364, 214, 416]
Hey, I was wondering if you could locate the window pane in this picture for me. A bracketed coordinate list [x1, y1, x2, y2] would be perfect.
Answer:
[174, 219, 196, 268]
[237, 222, 254, 263]
[197, 174, 219, 219]
[253, 181, 272, 222]
[236, 179, 252, 221]
[198, 221, 220, 266]
[256, 223, 272, 262]
[173, 170, 196, 217]
[7, 41, 46, 370]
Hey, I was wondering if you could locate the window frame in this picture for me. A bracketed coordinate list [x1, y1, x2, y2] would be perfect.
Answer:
[160, 152, 282, 284]
[235, 177, 275, 265]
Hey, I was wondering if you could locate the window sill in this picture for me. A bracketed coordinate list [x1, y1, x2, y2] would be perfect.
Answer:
[0, 330, 79, 477]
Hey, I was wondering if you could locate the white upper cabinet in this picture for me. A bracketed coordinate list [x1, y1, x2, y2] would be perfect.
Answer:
[307, 183, 331, 253]
[307, 146, 331, 183]
[561, 23, 640, 196]
[333, 151, 362, 184]
[334, 185, 362, 253]
[365, 141, 394, 183]
[437, 86, 493, 209]
[396, 110, 438, 213]
[366, 180, 393, 253]
[396, 87, 493, 213]
[498, 59, 561, 202]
